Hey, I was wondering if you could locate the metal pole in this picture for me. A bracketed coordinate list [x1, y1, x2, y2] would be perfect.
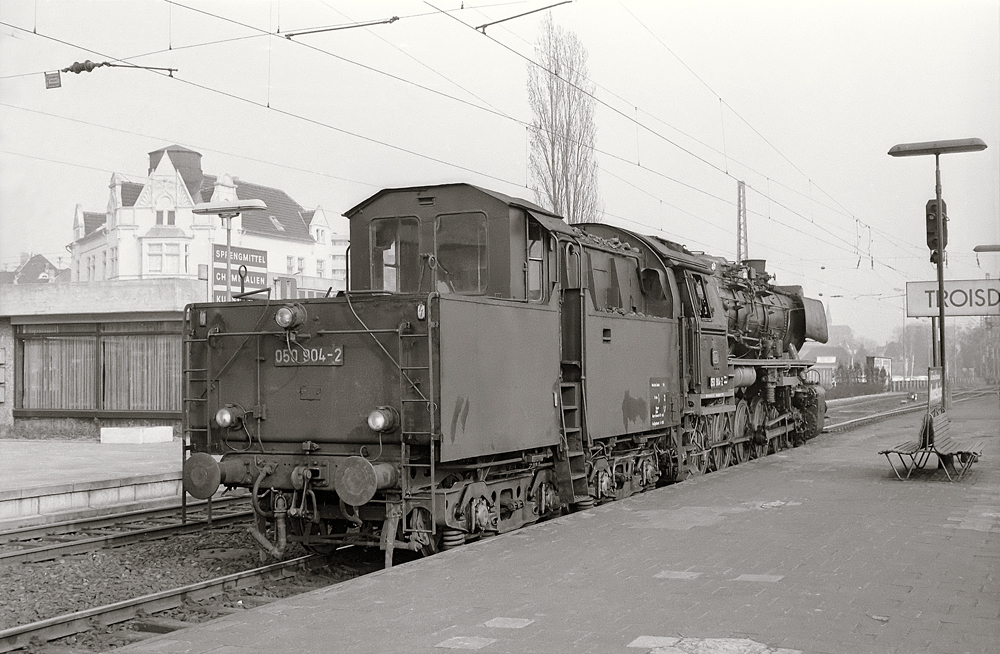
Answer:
[931, 316, 938, 367]
[224, 214, 233, 301]
[934, 154, 948, 410]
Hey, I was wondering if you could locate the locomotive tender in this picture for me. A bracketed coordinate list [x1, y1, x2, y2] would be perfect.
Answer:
[182, 183, 828, 566]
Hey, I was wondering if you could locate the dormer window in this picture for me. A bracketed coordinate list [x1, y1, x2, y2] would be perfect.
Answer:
[270, 216, 285, 231]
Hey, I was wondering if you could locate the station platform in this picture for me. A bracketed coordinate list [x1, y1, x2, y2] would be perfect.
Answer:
[0, 439, 182, 530]
[113, 393, 999, 654]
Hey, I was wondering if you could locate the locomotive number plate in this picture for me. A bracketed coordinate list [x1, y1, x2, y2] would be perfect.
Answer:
[274, 344, 344, 366]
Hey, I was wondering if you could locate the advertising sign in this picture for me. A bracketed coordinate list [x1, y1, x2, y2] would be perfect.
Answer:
[212, 245, 268, 301]
[905, 279, 1000, 317]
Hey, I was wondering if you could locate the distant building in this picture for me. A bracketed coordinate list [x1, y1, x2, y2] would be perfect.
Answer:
[0, 146, 349, 439]
[799, 342, 853, 388]
[0, 253, 70, 285]
[69, 145, 348, 299]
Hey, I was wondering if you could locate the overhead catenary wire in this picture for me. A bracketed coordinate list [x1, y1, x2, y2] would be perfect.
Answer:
[59, 3, 902, 270]
[430, 3, 900, 269]
[0, 6, 966, 289]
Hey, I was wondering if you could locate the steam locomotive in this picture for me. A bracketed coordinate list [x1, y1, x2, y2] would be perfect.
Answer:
[181, 183, 828, 567]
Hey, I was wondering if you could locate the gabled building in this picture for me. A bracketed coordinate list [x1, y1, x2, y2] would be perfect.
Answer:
[69, 145, 348, 298]
[0, 254, 69, 285]
[0, 147, 349, 440]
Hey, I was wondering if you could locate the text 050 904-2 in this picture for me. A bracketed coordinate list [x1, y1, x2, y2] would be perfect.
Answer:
[274, 345, 344, 366]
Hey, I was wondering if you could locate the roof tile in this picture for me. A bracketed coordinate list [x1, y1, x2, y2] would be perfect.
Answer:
[200, 175, 313, 242]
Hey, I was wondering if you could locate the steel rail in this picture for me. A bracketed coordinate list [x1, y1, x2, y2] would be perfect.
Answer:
[0, 496, 249, 543]
[823, 389, 993, 433]
[0, 506, 253, 565]
[0, 555, 313, 653]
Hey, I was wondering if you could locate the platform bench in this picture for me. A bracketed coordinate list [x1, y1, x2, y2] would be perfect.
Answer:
[878, 412, 981, 481]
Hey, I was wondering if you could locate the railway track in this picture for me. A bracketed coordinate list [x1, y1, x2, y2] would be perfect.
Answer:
[0, 555, 313, 653]
[0, 497, 252, 565]
[823, 388, 995, 432]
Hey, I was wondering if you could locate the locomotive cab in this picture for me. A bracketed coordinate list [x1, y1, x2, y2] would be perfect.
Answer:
[346, 184, 567, 302]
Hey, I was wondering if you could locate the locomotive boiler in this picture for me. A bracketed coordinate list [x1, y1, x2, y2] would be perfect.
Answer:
[181, 183, 828, 566]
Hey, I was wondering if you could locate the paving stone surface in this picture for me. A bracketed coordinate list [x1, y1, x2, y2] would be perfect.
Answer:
[119, 393, 999, 654]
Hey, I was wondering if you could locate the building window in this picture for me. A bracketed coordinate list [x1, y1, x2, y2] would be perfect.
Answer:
[156, 210, 163, 225]
[316, 260, 325, 277]
[315, 228, 325, 244]
[16, 321, 181, 414]
[88, 256, 96, 281]
[164, 243, 180, 273]
[167, 210, 175, 226]
[148, 244, 163, 273]
[297, 257, 305, 273]
[287, 256, 294, 274]
[21, 335, 96, 409]
[184, 244, 189, 273]
[110, 247, 118, 277]
[102, 251, 107, 280]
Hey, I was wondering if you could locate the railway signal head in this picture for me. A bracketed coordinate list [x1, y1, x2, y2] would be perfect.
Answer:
[925, 198, 948, 263]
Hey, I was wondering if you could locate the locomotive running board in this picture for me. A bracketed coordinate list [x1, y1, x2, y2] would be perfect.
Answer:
[728, 358, 817, 368]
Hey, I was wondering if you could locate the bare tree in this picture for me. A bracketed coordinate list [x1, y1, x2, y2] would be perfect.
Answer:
[527, 13, 601, 224]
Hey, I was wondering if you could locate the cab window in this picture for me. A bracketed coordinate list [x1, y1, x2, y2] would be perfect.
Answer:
[586, 250, 621, 310]
[691, 274, 713, 319]
[527, 220, 546, 301]
[435, 212, 488, 294]
[371, 217, 419, 292]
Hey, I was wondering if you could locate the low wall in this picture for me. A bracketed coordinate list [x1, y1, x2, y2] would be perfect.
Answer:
[1, 417, 181, 441]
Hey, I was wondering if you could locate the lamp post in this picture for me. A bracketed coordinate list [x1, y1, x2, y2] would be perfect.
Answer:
[193, 200, 267, 300]
[974, 245, 1000, 390]
[888, 138, 987, 409]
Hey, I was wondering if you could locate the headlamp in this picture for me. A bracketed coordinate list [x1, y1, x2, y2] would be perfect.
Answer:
[367, 406, 399, 433]
[215, 405, 245, 429]
[275, 303, 307, 330]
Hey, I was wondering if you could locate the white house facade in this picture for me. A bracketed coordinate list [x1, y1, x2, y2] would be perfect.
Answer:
[69, 145, 348, 299]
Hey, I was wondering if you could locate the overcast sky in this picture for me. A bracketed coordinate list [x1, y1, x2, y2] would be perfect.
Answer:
[1, 0, 997, 343]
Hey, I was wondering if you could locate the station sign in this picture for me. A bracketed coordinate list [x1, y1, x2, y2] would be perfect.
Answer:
[212, 245, 268, 301]
[905, 279, 1000, 317]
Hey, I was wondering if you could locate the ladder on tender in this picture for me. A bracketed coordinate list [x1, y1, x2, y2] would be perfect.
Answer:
[181, 328, 212, 522]
[555, 382, 589, 503]
[396, 314, 437, 541]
